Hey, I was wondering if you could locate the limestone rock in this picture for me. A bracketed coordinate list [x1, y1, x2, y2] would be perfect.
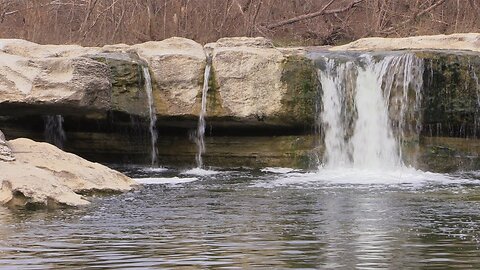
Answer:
[210, 37, 275, 48]
[89, 52, 148, 116]
[207, 37, 317, 127]
[0, 49, 112, 115]
[0, 129, 14, 161]
[0, 138, 136, 208]
[132, 37, 206, 117]
[331, 33, 480, 52]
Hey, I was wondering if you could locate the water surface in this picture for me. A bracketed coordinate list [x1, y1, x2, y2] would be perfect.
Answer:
[1, 167, 480, 269]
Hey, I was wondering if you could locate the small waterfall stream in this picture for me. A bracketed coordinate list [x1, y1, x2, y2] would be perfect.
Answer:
[44, 115, 66, 149]
[194, 58, 212, 168]
[316, 53, 424, 170]
[142, 66, 158, 166]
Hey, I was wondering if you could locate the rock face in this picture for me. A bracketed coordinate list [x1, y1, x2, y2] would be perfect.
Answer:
[0, 37, 318, 128]
[0, 137, 136, 208]
[133, 37, 206, 117]
[0, 38, 207, 118]
[206, 37, 317, 127]
[0, 34, 480, 171]
[0, 130, 14, 161]
[0, 40, 112, 115]
[417, 51, 480, 137]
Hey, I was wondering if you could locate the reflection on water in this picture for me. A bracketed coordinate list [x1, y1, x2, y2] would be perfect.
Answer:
[0, 167, 480, 269]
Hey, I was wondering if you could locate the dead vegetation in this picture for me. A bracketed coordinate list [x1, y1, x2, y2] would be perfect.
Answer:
[0, 0, 478, 46]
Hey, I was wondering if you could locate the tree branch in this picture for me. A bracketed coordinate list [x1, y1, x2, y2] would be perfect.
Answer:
[383, 0, 447, 33]
[265, 0, 364, 30]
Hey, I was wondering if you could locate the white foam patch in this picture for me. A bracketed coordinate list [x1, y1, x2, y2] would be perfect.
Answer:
[181, 168, 220, 176]
[261, 167, 299, 174]
[251, 168, 479, 188]
[134, 177, 198, 185]
[140, 167, 169, 173]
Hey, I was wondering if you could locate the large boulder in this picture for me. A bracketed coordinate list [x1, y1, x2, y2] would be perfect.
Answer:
[0, 39, 150, 117]
[0, 137, 136, 208]
[0, 40, 112, 115]
[132, 37, 206, 117]
[206, 37, 318, 128]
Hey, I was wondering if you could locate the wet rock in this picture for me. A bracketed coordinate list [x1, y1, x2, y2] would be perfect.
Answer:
[89, 52, 148, 116]
[0, 138, 136, 208]
[417, 51, 480, 138]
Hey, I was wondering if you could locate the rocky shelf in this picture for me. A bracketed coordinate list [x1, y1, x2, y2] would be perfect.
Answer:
[0, 34, 479, 171]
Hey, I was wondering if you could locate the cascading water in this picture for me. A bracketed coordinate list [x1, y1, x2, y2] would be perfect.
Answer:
[473, 70, 480, 138]
[44, 115, 66, 149]
[317, 53, 424, 170]
[194, 58, 212, 168]
[142, 66, 158, 166]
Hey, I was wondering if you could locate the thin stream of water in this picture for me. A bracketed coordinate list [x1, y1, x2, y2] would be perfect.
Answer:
[194, 58, 212, 168]
[142, 66, 158, 166]
[44, 115, 66, 149]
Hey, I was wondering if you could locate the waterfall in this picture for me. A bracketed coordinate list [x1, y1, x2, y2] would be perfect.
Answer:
[473, 70, 480, 138]
[194, 58, 212, 168]
[44, 115, 66, 149]
[317, 53, 424, 170]
[142, 66, 158, 166]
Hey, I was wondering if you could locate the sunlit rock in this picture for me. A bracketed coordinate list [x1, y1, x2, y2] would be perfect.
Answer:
[205, 37, 317, 127]
[0, 137, 136, 208]
[330, 33, 480, 52]
[133, 37, 206, 117]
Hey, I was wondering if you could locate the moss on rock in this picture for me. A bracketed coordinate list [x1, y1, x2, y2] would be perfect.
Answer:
[89, 53, 148, 116]
[416, 51, 480, 138]
[280, 55, 319, 127]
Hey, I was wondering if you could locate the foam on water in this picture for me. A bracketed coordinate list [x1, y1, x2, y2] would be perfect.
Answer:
[134, 177, 198, 185]
[261, 167, 299, 174]
[181, 167, 220, 176]
[251, 168, 480, 189]
[140, 167, 169, 173]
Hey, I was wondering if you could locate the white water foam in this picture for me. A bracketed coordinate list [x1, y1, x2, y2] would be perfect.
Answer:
[134, 177, 198, 185]
[251, 168, 475, 189]
[261, 167, 299, 174]
[318, 53, 424, 170]
[140, 167, 169, 173]
[181, 167, 220, 176]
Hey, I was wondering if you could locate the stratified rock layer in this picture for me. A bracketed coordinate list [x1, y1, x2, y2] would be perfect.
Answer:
[0, 34, 479, 171]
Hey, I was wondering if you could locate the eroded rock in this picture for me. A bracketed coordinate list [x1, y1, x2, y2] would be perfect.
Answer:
[0, 137, 136, 208]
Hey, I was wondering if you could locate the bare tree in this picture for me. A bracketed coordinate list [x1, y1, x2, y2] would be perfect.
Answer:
[0, 0, 475, 46]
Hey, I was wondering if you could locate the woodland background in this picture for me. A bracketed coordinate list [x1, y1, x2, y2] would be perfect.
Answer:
[0, 0, 478, 46]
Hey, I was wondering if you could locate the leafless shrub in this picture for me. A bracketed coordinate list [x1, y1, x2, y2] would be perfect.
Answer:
[0, 0, 477, 46]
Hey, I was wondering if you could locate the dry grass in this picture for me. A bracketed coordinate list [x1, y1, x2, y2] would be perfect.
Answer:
[0, 0, 478, 46]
